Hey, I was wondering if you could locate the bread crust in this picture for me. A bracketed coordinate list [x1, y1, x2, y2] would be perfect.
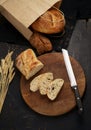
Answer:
[31, 8, 66, 34]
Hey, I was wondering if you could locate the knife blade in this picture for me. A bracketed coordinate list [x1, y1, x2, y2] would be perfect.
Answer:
[62, 49, 83, 113]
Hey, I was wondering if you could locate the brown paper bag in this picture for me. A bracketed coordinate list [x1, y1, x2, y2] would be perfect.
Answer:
[0, 0, 62, 40]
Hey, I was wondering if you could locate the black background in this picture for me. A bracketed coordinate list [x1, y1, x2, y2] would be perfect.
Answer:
[61, 0, 91, 19]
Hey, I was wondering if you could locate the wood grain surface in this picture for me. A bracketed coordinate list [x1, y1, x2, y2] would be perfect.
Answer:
[20, 52, 86, 116]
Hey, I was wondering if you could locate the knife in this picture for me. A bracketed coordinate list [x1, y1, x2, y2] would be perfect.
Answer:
[62, 49, 83, 113]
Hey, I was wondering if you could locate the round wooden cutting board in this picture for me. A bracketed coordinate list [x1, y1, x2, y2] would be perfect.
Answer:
[20, 52, 86, 116]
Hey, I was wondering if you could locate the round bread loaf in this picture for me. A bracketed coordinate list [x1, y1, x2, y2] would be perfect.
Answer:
[31, 7, 66, 34]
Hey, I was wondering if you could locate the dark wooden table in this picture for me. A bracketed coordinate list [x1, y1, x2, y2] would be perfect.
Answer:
[0, 13, 91, 130]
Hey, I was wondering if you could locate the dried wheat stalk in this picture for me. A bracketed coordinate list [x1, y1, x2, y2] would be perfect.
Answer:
[0, 51, 15, 113]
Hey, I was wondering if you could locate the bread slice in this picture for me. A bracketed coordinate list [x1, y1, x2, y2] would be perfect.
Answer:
[15, 49, 44, 80]
[47, 79, 64, 100]
[30, 72, 53, 94]
[30, 74, 42, 92]
[39, 72, 53, 95]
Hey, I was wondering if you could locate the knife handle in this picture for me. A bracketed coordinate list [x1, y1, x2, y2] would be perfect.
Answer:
[73, 86, 83, 114]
